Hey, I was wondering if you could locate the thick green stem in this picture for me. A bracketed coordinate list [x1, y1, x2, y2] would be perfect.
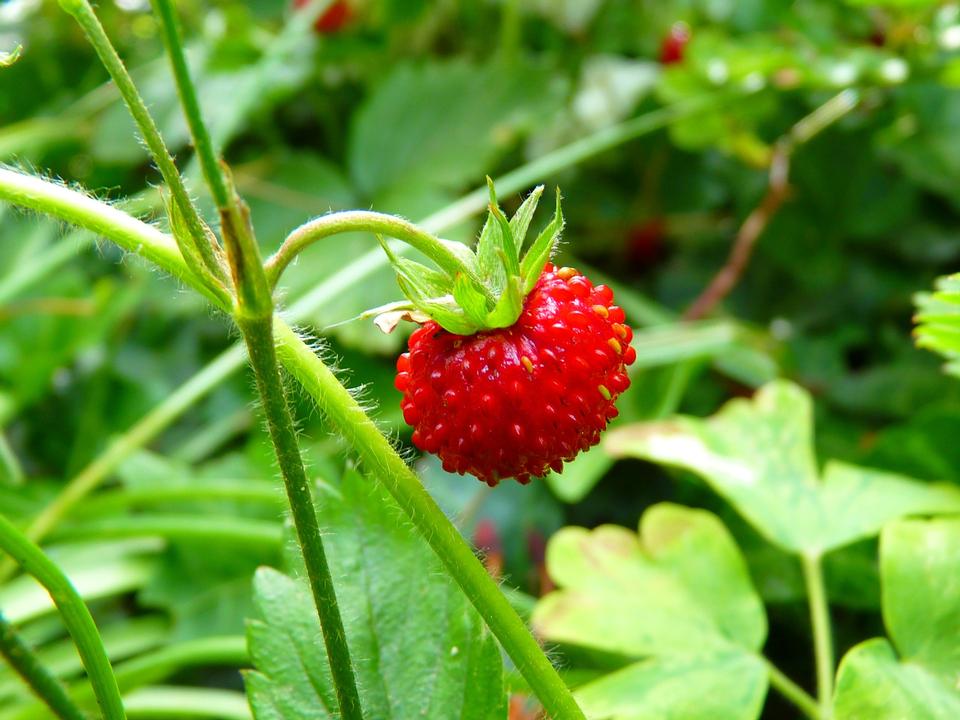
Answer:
[765, 657, 821, 720]
[0, 513, 125, 719]
[57, 0, 228, 292]
[274, 321, 586, 720]
[0, 613, 85, 720]
[237, 316, 363, 720]
[0, 168, 227, 310]
[802, 552, 834, 718]
[265, 211, 482, 291]
[149, 0, 230, 209]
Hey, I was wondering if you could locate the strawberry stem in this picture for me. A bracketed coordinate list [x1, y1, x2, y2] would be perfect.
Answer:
[266, 210, 491, 297]
[57, 0, 230, 300]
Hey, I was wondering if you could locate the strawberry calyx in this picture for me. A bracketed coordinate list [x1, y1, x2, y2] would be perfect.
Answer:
[373, 180, 564, 335]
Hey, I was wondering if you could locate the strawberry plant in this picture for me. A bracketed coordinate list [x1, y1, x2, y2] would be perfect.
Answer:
[4, 1, 960, 719]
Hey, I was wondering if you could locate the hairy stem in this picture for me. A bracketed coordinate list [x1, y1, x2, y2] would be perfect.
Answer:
[0, 513, 125, 720]
[266, 211, 483, 291]
[237, 315, 364, 720]
[57, 0, 228, 292]
[765, 658, 821, 720]
[274, 321, 586, 720]
[0, 168, 226, 310]
[150, 0, 230, 209]
[802, 552, 834, 718]
[0, 614, 85, 720]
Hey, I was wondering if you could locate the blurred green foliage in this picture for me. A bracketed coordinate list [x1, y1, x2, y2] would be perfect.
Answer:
[4, 0, 960, 717]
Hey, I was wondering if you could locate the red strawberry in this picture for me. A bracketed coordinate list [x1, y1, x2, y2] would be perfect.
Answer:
[659, 22, 691, 65]
[370, 183, 633, 486]
[394, 263, 634, 486]
[293, 0, 353, 34]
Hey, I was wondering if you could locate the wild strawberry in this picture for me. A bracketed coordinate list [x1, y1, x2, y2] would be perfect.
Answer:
[371, 182, 635, 485]
[659, 22, 691, 65]
[293, 0, 353, 34]
[394, 263, 633, 485]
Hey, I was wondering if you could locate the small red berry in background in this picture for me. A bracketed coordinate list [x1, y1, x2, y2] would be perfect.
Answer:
[473, 519, 504, 579]
[395, 263, 635, 486]
[293, 0, 353, 34]
[625, 217, 665, 268]
[659, 22, 691, 65]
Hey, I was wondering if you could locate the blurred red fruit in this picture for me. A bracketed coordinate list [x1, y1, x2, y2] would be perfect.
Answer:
[659, 22, 691, 65]
[474, 519, 504, 579]
[293, 0, 353, 34]
[626, 217, 665, 267]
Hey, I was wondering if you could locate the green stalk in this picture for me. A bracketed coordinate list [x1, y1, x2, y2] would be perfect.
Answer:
[236, 315, 363, 720]
[274, 322, 587, 720]
[212, 126, 362, 716]
[0, 614, 85, 720]
[765, 658, 821, 720]
[149, 0, 230, 209]
[0, 168, 226, 310]
[0, 513, 125, 720]
[57, 0, 228, 295]
[802, 552, 834, 718]
[265, 210, 483, 289]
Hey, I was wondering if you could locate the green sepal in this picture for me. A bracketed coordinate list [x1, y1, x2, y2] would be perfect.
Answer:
[396, 276, 478, 335]
[163, 190, 210, 274]
[369, 182, 565, 335]
[519, 188, 564, 294]
[509, 185, 544, 254]
[453, 272, 492, 327]
[377, 235, 452, 298]
[485, 274, 524, 329]
[475, 209, 506, 294]
[438, 238, 477, 272]
[490, 203, 520, 279]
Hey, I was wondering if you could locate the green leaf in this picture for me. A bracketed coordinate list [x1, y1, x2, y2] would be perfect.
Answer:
[348, 59, 565, 198]
[881, 518, 960, 680]
[533, 504, 768, 719]
[915, 274, 960, 378]
[834, 639, 960, 720]
[245, 471, 507, 719]
[520, 190, 563, 294]
[605, 381, 960, 554]
[834, 518, 960, 719]
[575, 652, 768, 720]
